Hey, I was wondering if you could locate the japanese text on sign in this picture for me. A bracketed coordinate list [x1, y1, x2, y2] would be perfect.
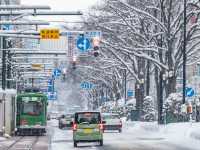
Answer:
[40, 29, 60, 39]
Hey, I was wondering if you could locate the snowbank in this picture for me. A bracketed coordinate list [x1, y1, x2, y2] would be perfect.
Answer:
[189, 123, 200, 140]
[125, 121, 200, 141]
[0, 136, 7, 142]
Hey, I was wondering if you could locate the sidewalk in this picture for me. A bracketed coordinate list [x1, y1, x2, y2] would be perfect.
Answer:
[0, 136, 16, 150]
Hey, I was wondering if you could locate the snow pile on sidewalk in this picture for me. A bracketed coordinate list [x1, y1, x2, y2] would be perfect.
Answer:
[125, 121, 200, 141]
[189, 123, 200, 140]
[0, 136, 7, 142]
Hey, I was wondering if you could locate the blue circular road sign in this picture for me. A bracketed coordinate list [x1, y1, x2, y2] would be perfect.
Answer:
[76, 37, 90, 52]
[186, 87, 195, 97]
[53, 69, 61, 77]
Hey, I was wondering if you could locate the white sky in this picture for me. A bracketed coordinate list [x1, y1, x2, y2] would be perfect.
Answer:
[21, 0, 100, 27]
[21, 0, 98, 11]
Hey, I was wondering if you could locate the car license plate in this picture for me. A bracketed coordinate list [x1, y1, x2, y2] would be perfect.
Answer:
[84, 129, 92, 134]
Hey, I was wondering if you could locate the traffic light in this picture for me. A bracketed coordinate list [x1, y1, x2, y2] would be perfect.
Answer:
[72, 56, 77, 70]
[72, 62, 76, 70]
[93, 37, 100, 57]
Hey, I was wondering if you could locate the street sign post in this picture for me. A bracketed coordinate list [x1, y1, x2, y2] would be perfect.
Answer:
[40, 29, 60, 39]
[185, 87, 194, 97]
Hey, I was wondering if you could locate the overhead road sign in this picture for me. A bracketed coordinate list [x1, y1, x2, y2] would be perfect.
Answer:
[0, 11, 83, 16]
[0, 21, 50, 25]
[2, 24, 13, 30]
[31, 64, 44, 71]
[0, 5, 50, 10]
[80, 81, 93, 90]
[185, 87, 195, 97]
[47, 91, 57, 100]
[85, 31, 101, 38]
[40, 29, 60, 39]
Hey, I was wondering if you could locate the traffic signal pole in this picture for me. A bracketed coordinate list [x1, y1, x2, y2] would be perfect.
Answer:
[124, 69, 127, 105]
[183, 0, 187, 104]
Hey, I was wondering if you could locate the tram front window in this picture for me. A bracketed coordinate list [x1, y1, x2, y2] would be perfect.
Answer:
[21, 97, 43, 116]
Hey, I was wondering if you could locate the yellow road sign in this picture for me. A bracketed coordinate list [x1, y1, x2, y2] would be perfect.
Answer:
[40, 29, 60, 39]
[31, 64, 44, 70]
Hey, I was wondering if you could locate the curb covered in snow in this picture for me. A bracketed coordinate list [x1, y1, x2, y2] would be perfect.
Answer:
[189, 123, 200, 140]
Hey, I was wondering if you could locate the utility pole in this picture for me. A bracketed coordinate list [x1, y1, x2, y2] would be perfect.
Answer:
[2, 37, 6, 90]
[183, 0, 187, 104]
[6, 39, 12, 89]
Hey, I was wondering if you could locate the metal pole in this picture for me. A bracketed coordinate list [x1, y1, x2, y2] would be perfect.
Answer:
[7, 40, 12, 89]
[124, 69, 127, 105]
[183, 0, 187, 104]
[7, 50, 11, 88]
[2, 37, 6, 90]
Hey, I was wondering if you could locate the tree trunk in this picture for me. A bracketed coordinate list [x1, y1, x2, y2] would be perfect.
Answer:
[146, 60, 150, 96]
[135, 58, 145, 120]
[166, 75, 176, 97]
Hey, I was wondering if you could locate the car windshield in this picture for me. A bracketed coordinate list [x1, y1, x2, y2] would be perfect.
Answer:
[103, 114, 120, 120]
[75, 112, 101, 124]
[22, 100, 43, 116]
[64, 114, 73, 119]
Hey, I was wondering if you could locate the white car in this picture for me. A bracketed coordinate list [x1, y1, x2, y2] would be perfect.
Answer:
[50, 112, 60, 120]
[102, 113, 122, 133]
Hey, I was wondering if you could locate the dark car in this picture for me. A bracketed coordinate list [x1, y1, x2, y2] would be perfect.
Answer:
[58, 113, 74, 129]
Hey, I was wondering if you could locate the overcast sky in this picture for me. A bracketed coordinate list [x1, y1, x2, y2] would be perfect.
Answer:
[21, 0, 99, 11]
[21, 0, 100, 27]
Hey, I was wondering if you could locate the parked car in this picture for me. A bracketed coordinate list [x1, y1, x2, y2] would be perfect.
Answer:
[50, 111, 60, 120]
[58, 113, 74, 129]
[47, 113, 51, 120]
[102, 113, 122, 133]
[72, 111, 104, 147]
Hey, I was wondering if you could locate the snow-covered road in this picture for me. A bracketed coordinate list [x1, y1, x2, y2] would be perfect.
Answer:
[48, 120, 200, 150]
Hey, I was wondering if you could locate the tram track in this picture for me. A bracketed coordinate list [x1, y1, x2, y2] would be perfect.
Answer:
[5, 136, 39, 150]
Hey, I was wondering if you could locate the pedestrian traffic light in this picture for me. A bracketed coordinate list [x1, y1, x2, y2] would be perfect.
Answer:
[93, 37, 100, 57]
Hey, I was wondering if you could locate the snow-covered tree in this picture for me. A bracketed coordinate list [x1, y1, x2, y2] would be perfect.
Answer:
[77, 0, 200, 120]
[163, 93, 183, 121]
[142, 96, 156, 122]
